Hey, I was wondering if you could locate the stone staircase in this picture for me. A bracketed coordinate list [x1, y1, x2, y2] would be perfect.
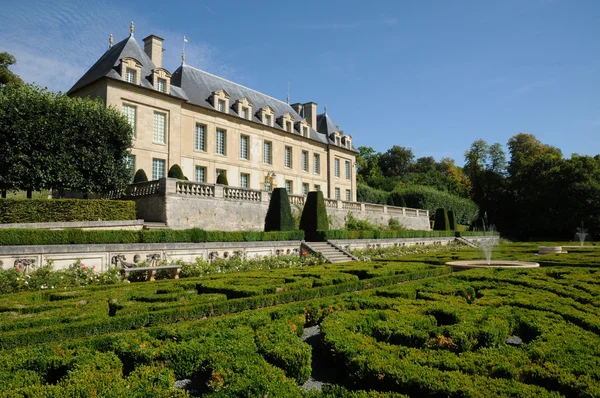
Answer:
[305, 241, 358, 263]
[143, 222, 170, 230]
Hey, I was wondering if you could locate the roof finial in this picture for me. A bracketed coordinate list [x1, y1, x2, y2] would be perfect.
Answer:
[324, 104, 327, 115]
[130, 21, 134, 36]
[286, 82, 290, 104]
[109, 33, 113, 48]
[182, 36, 188, 65]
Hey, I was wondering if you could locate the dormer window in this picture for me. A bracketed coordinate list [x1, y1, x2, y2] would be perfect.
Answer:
[157, 78, 166, 93]
[126, 69, 137, 84]
[257, 106, 275, 127]
[336, 136, 341, 146]
[120, 57, 142, 85]
[277, 113, 295, 132]
[211, 90, 230, 114]
[343, 135, 352, 149]
[235, 98, 253, 120]
[302, 126, 308, 138]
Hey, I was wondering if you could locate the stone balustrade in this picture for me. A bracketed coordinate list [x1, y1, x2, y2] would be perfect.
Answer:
[129, 178, 430, 230]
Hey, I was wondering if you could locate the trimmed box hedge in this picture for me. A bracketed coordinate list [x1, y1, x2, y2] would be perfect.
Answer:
[0, 199, 136, 223]
[0, 228, 305, 246]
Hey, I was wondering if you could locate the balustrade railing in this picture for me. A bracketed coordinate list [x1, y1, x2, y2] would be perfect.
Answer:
[289, 194, 306, 206]
[324, 198, 338, 208]
[125, 181, 161, 197]
[176, 181, 215, 197]
[404, 208, 418, 217]
[224, 187, 261, 201]
[342, 201, 361, 210]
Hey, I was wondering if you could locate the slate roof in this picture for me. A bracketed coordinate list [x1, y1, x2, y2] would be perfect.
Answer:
[68, 34, 356, 152]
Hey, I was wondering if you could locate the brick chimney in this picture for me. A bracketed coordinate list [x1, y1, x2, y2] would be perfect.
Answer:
[143, 35, 164, 68]
[303, 102, 317, 129]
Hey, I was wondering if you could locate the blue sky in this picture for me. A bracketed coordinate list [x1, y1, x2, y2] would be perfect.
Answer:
[1, 0, 598, 165]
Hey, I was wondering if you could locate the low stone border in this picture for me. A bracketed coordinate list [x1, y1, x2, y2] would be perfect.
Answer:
[0, 219, 144, 230]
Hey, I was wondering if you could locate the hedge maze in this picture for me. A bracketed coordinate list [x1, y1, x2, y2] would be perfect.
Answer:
[0, 243, 599, 397]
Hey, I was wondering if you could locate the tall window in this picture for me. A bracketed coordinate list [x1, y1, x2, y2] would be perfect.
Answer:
[302, 183, 309, 196]
[265, 114, 272, 126]
[195, 124, 206, 151]
[152, 158, 165, 180]
[240, 173, 249, 188]
[334, 158, 340, 178]
[314, 185, 320, 192]
[126, 68, 136, 84]
[264, 181, 272, 192]
[286, 121, 292, 132]
[157, 78, 166, 93]
[335, 187, 341, 200]
[284, 146, 292, 168]
[313, 154, 320, 174]
[302, 126, 308, 138]
[335, 136, 341, 146]
[285, 180, 293, 194]
[301, 151, 308, 172]
[345, 160, 351, 180]
[216, 129, 226, 155]
[241, 107, 248, 119]
[218, 100, 225, 112]
[122, 104, 136, 138]
[346, 189, 351, 201]
[153, 112, 166, 143]
[263, 141, 272, 164]
[240, 135, 249, 160]
[195, 166, 206, 182]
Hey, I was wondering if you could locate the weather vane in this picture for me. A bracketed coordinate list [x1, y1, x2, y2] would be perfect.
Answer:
[130, 21, 134, 36]
[182, 35, 188, 64]
[109, 33, 113, 48]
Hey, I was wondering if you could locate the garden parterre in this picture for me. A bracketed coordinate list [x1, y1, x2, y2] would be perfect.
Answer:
[0, 242, 598, 397]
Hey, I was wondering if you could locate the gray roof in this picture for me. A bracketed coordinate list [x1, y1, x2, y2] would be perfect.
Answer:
[68, 35, 187, 101]
[171, 64, 330, 144]
[68, 34, 356, 152]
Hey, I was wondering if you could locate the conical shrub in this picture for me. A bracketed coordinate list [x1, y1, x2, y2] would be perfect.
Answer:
[133, 169, 148, 183]
[433, 208, 450, 231]
[216, 172, 228, 185]
[168, 164, 185, 179]
[300, 191, 328, 240]
[264, 188, 295, 231]
[447, 210, 457, 231]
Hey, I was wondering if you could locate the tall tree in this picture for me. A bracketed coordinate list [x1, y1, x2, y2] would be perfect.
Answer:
[378, 145, 414, 178]
[0, 52, 23, 87]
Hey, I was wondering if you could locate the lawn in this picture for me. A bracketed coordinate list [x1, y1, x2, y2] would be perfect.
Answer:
[0, 242, 598, 397]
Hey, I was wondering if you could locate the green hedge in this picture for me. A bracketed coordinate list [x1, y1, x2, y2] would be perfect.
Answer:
[392, 185, 479, 225]
[0, 199, 136, 223]
[315, 229, 460, 240]
[264, 188, 295, 232]
[0, 228, 305, 246]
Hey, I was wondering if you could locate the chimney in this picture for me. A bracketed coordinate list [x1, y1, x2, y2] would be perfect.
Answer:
[290, 103, 303, 116]
[143, 35, 164, 68]
[303, 102, 317, 129]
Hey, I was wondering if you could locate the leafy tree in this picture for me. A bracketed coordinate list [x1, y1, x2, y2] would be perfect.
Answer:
[133, 169, 148, 183]
[168, 164, 185, 179]
[356, 146, 382, 183]
[378, 145, 414, 178]
[0, 52, 23, 87]
[264, 188, 295, 231]
[0, 84, 133, 197]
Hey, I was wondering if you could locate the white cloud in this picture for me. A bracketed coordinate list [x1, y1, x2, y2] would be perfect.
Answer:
[0, 0, 233, 91]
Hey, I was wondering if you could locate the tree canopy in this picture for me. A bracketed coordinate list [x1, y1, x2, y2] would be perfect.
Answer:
[0, 52, 23, 87]
[0, 83, 133, 197]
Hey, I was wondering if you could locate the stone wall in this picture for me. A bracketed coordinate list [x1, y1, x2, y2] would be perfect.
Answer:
[129, 178, 431, 231]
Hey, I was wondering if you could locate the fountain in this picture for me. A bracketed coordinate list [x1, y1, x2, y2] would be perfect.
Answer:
[575, 222, 589, 247]
[446, 224, 539, 270]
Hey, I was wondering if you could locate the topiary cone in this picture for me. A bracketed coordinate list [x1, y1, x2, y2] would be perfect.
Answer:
[133, 169, 148, 183]
[299, 191, 328, 240]
[167, 164, 185, 179]
[264, 188, 295, 231]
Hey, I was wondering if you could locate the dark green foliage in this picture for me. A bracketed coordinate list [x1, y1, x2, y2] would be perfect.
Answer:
[133, 169, 148, 183]
[357, 183, 387, 204]
[216, 172, 228, 185]
[315, 229, 473, 240]
[397, 185, 479, 225]
[447, 210, 457, 230]
[0, 228, 304, 246]
[264, 188, 295, 232]
[387, 192, 407, 207]
[0, 199, 136, 223]
[167, 164, 185, 179]
[300, 191, 329, 240]
[433, 208, 450, 231]
[0, 84, 133, 195]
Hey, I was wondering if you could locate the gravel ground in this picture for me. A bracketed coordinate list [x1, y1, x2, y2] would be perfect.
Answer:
[302, 325, 321, 341]
[302, 377, 331, 391]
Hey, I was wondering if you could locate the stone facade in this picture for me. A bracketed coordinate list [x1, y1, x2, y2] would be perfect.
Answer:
[129, 178, 430, 231]
[68, 28, 358, 202]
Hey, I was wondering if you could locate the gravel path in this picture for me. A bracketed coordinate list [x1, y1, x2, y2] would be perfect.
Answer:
[302, 325, 321, 341]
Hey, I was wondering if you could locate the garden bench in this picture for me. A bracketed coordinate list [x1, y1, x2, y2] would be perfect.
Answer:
[112, 255, 182, 281]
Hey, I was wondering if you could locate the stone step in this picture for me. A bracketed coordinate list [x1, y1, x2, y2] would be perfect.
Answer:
[143, 222, 169, 230]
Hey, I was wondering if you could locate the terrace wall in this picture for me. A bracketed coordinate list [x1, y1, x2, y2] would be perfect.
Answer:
[123, 178, 431, 231]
